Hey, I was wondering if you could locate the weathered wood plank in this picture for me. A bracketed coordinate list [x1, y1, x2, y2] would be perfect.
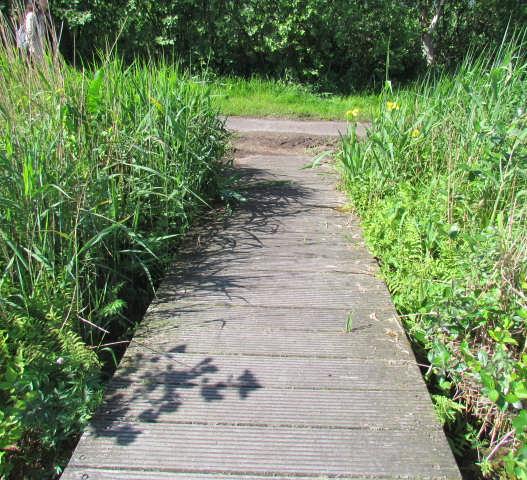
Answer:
[93, 386, 441, 430]
[66, 423, 460, 478]
[114, 353, 426, 391]
[139, 304, 395, 332]
[153, 280, 392, 311]
[63, 469, 414, 480]
[131, 321, 412, 361]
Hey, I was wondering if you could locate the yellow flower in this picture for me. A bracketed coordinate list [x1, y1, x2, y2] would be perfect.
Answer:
[149, 95, 164, 113]
[346, 108, 360, 118]
[411, 128, 421, 138]
[386, 101, 400, 111]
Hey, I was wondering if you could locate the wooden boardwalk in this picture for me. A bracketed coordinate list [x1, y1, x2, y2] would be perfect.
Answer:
[62, 118, 461, 480]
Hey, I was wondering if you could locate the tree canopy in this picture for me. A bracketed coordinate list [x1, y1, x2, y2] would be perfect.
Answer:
[1, 1, 526, 90]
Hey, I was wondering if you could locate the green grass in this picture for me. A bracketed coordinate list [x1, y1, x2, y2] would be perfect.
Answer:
[341, 38, 527, 479]
[0, 34, 228, 478]
[210, 76, 378, 121]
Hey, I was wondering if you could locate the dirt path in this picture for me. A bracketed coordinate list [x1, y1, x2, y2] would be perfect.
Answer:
[62, 117, 460, 480]
[224, 115, 368, 137]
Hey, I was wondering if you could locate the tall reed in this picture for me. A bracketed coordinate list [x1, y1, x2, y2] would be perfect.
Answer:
[0, 13, 228, 477]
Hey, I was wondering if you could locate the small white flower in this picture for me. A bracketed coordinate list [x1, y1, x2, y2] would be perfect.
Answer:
[56, 357, 64, 365]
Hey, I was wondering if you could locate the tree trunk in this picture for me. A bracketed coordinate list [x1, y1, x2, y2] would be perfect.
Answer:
[420, 0, 445, 66]
[421, 31, 435, 65]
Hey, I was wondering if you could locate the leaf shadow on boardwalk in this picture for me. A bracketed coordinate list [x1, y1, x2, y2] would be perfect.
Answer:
[86, 163, 317, 447]
[155, 164, 322, 301]
[90, 346, 262, 446]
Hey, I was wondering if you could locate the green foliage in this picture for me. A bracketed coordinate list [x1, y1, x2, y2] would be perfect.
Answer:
[346, 312, 354, 333]
[0, 32, 227, 478]
[0, 0, 525, 91]
[37, 0, 525, 91]
[210, 76, 378, 120]
[340, 37, 527, 477]
[433, 0, 527, 69]
[432, 394, 465, 426]
[0, 285, 102, 477]
[46, 0, 419, 89]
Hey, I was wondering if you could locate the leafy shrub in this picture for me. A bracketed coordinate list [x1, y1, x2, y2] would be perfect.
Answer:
[341, 37, 527, 478]
[0, 28, 228, 478]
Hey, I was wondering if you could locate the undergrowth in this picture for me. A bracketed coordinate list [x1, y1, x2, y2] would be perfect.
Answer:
[341, 38, 527, 478]
[0, 23, 228, 478]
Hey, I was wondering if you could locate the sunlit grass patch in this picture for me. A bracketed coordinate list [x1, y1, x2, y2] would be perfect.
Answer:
[210, 76, 378, 121]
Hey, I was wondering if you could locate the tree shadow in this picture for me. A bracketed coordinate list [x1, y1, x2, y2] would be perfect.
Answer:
[90, 345, 262, 446]
[84, 162, 327, 447]
[148, 164, 336, 306]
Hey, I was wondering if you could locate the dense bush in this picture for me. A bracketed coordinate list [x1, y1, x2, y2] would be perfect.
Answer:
[0, 39, 227, 477]
[1, 0, 525, 91]
[48, 0, 422, 89]
[341, 39, 527, 478]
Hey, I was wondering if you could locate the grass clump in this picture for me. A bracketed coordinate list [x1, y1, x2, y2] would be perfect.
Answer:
[210, 76, 378, 121]
[0, 33, 227, 478]
[341, 39, 527, 478]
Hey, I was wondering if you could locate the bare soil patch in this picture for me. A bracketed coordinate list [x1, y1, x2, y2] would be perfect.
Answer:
[232, 132, 339, 158]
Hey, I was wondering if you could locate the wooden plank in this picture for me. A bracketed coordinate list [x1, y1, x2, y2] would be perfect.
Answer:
[66, 423, 460, 479]
[177, 242, 373, 262]
[131, 323, 412, 361]
[63, 468, 397, 480]
[140, 304, 396, 333]
[115, 353, 425, 391]
[153, 279, 392, 311]
[188, 213, 363, 237]
[94, 385, 441, 430]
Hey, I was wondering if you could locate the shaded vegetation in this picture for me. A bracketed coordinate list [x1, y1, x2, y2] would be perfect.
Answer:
[0, 0, 525, 91]
[341, 38, 527, 478]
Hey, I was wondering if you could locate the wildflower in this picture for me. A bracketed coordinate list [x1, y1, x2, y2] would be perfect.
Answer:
[411, 128, 421, 138]
[149, 95, 164, 113]
[346, 108, 360, 118]
[386, 101, 400, 111]
[56, 357, 64, 365]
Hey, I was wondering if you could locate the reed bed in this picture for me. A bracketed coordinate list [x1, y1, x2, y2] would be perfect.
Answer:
[0, 19, 228, 477]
